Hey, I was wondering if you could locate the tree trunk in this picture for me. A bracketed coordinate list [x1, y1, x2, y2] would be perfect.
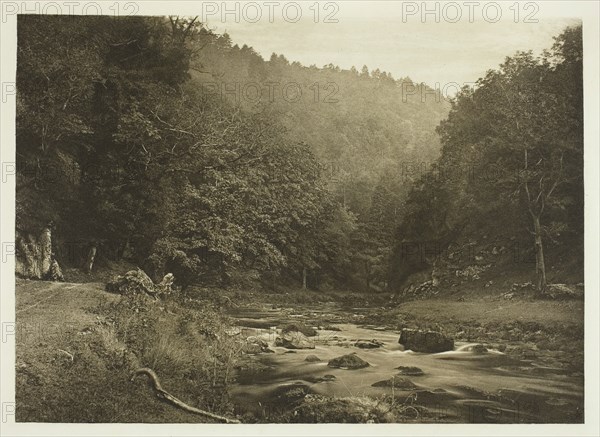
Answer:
[85, 245, 97, 274]
[39, 226, 52, 276]
[302, 267, 307, 290]
[532, 215, 547, 293]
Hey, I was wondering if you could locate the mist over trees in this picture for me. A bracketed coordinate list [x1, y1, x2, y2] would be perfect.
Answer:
[16, 15, 582, 294]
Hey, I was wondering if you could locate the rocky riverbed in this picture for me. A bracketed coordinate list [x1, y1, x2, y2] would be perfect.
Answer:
[227, 304, 584, 423]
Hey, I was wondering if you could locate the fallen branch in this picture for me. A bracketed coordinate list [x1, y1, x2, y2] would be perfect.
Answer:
[131, 368, 241, 424]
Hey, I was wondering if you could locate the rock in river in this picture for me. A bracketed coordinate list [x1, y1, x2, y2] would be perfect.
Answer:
[399, 328, 454, 353]
[328, 353, 370, 369]
[275, 331, 315, 349]
[354, 339, 384, 349]
[395, 366, 424, 376]
[304, 354, 322, 362]
[282, 323, 317, 337]
[372, 375, 417, 389]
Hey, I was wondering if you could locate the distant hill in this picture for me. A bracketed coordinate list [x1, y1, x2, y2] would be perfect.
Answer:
[190, 34, 451, 218]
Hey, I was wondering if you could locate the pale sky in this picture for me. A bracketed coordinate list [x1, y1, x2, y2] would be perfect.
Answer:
[206, 1, 582, 87]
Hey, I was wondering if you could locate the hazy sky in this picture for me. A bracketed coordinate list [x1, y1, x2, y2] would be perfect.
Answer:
[206, 1, 581, 87]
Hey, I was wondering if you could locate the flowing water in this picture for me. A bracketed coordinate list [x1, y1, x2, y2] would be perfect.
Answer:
[228, 308, 584, 423]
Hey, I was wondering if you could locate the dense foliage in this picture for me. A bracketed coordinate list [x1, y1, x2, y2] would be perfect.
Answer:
[16, 15, 450, 291]
[390, 25, 584, 293]
[16, 16, 582, 294]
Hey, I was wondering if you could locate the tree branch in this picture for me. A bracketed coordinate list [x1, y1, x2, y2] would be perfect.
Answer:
[131, 368, 240, 424]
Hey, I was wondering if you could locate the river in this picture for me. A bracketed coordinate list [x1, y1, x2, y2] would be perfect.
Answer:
[227, 306, 584, 423]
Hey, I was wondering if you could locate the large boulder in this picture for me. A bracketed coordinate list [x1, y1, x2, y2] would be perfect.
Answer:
[275, 331, 315, 349]
[328, 353, 370, 369]
[399, 328, 454, 353]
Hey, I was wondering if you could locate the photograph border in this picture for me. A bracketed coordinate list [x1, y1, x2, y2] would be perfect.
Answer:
[1, 1, 598, 436]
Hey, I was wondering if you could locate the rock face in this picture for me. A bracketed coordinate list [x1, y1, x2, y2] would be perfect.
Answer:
[328, 353, 370, 369]
[398, 328, 454, 353]
[15, 227, 53, 279]
[275, 331, 315, 349]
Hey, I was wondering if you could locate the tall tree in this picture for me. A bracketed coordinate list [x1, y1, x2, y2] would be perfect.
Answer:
[430, 25, 583, 293]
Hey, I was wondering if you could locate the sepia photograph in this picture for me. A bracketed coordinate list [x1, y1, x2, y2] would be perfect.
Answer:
[0, 1, 599, 435]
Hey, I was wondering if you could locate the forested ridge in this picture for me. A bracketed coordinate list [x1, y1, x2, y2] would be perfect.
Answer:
[16, 15, 583, 296]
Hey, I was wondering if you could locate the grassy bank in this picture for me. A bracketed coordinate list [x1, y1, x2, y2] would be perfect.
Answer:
[16, 279, 242, 423]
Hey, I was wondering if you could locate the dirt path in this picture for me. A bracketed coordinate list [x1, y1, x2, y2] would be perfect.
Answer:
[16, 280, 116, 345]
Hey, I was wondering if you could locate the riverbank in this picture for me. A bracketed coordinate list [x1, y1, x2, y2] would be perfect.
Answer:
[14, 279, 584, 423]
